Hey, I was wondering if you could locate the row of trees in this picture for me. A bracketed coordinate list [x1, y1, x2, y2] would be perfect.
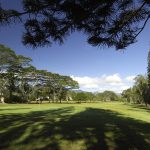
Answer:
[1, 44, 149, 105]
[0, 44, 78, 103]
[72, 90, 121, 103]
[0, 44, 126, 104]
[122, 51, 150, 106]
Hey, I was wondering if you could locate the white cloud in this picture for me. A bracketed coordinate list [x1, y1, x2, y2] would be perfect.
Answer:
[71, 74, 135, 93]
[105, 73, 122, 83]
[125, 76, 136, 82]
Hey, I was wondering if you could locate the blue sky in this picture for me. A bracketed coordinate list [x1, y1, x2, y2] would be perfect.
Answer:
[0, 0, 150, 92]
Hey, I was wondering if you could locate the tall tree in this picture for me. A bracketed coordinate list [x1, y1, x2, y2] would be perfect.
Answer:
[0, 45, 16, 102]
[18, 66, 36, 103]
[0, 0, 149, 49]
[147, 51, 150, 104]
[133, 75, 149, 106]
[6, 54, 32, 102]
[147, 51, 150, 89]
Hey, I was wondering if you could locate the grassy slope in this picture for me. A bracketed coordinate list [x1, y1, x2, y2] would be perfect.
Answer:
[0, 102, 150, 150]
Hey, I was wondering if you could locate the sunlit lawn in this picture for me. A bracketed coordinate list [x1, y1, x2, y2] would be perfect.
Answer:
[0, 102, 150, 150]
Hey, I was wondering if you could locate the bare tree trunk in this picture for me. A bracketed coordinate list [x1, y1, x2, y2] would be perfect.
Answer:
[0, 97, 5, 104]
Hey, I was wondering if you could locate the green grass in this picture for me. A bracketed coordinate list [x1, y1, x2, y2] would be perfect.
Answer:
[0, 102, 150, 150]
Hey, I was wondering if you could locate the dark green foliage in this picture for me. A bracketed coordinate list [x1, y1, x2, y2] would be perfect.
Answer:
[0, 0, 149, 49]
[72, 91, 97, 103]
[122, 51, 150, 106]
[96, 91, 119, 101]
[74, 92, 88, 103]
[85, 92, 95, 102]
[122, 88, 134, 103]
[122, 75, 150, 105]
[147, 51, 150, 96]
[73, 91, 120, 103]
[147, 51, 150, 104]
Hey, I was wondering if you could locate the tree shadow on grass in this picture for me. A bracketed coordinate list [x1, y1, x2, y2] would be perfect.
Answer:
[123, 103, 150, 113]
[131, 104, 150, 112]
[0, 107, 150, 150]
[0, 108, 31, 111]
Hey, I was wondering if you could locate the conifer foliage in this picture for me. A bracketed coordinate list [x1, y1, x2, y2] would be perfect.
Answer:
[147, 51, 150, 88]
[0, 0, 149, 49]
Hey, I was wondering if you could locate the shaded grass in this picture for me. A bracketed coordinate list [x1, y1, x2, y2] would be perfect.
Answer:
[0, 102, 150, 150]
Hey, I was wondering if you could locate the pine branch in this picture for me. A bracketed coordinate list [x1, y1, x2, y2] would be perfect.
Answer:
[134, 14, 150, 39]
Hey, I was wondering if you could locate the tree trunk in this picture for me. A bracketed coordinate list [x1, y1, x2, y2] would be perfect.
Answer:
[53, 91, 55, 103]
[0, 97, 5, 104]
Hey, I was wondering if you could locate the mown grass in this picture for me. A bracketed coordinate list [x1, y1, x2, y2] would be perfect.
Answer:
[0, 102, 150, 150]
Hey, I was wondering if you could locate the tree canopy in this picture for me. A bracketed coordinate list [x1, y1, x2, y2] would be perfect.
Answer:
[0, 44, 79, 103]
[0, 0, 149, 49]
[122, 74, 150, 105]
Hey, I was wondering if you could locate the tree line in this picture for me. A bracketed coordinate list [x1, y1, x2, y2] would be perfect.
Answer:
[74, 51, 150, 106]
[72, 90, 121, 103]
[0, 44, 122, 104]
[0, 44, 79, 103]
[122, 51, 150, 106]
[1, 44, 150, 105]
